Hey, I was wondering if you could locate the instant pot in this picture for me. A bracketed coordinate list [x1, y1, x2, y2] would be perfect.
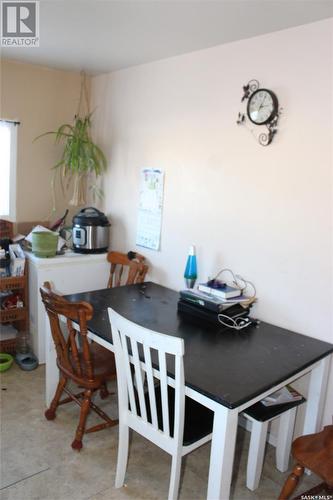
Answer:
[72, 207, 110, 253]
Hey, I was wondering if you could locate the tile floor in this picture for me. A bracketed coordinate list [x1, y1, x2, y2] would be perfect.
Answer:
[1, 364, 318, 500]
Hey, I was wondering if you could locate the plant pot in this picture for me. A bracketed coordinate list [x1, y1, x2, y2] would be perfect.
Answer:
[32, 231, 58, 258]
[70, 174, 87, 206]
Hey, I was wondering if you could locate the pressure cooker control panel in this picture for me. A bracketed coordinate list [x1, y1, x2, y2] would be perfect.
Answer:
[73, 226, 86, 246]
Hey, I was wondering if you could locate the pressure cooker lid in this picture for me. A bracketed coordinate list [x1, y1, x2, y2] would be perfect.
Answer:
[73, 207, 110, 226]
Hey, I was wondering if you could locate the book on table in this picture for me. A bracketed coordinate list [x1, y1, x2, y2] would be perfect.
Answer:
[177, 299, 251, 326]
[216, 294, 254, 304]
[198, 283, 242, 299]
[179, 289, 247, 313]
[261, 385, 303, 407]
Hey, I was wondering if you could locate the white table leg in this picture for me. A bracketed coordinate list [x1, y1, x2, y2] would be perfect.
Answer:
[246, 419, 268, 491]
[45, 313, 59, 407]
[303, 356, 331, 435]
[206, 405, 238, 500]
[276, 407, 296, 472]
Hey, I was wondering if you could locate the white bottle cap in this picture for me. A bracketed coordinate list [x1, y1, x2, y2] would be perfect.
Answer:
[189, 245, 195, 256]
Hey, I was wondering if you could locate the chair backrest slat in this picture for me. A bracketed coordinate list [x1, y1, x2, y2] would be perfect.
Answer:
[108, 307, 185, 444]
[67, 318, 82, 377]
[143, 344, 158, 429]
[119, 330, 138, 416]
[131, 340, 148, 421]
[116, 265, 124, 287]
[173, 355, 185, 445]
[158, 349, 170, 435]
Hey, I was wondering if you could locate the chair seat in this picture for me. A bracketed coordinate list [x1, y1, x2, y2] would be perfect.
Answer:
[62, 343, 116, 383]
[182, 392, 214, 445]
[143, 385, 213, 446]
[243, 397, 306, 422]
[292, 425, 333, 485]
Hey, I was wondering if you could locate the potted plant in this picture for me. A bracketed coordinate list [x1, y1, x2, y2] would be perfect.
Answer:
[35, 73, 107, 207]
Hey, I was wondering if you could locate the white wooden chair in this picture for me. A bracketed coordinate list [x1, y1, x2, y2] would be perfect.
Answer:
[242, 396, 305, 490]
[108, 307, 214, 500]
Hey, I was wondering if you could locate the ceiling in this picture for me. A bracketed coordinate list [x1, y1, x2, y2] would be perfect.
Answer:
[1, 0, 333, 75]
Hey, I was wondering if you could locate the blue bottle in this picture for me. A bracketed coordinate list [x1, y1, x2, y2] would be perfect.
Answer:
[184, 245, 197, 289]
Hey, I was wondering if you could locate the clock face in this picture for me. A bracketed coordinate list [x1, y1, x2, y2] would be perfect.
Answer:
[247, 89, 278, 125]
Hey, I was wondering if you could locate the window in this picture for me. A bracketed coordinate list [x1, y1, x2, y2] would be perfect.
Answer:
[0, 120, 17, 219]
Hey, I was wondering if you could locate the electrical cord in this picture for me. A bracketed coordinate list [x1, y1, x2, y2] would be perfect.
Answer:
[210, 268, 257, 330]
[211, 268, 256, 300]
[217, 314, 253, 330]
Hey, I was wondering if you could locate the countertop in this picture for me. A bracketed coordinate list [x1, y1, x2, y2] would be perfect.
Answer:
[24, 249, 108, 267]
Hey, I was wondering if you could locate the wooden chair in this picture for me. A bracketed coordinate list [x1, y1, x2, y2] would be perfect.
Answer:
[40, 282, 118, 450]
[108, 307, 214, 500]
[279, 425, 333, 499]
[107, 251, 148, 288]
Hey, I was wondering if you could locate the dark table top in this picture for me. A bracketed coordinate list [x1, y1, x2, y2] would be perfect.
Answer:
[65, 282, 333, 409]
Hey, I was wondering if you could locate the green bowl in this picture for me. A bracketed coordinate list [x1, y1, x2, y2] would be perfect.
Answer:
[0, 353, 14, 372]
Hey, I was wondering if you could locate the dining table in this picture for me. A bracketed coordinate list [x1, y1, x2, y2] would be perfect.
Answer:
[44, 281, 333, 499]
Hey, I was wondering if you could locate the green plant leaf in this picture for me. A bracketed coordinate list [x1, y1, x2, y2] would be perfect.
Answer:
[33, 112, 107, 204]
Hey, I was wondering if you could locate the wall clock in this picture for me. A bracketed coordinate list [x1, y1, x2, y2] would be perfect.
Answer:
[237, 80, 282, 146]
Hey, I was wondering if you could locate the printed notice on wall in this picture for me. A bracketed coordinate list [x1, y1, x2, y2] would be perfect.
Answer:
[136, 169, 164, 251]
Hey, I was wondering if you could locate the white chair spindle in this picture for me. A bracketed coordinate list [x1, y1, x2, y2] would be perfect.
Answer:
[143, 344, 158, 428]
[120, 332, 137, 415]
[131, 340, 147, 420]
[158, 349, 170, 436]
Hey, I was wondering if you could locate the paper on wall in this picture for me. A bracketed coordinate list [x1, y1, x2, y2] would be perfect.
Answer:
[136, 169, 164, 251]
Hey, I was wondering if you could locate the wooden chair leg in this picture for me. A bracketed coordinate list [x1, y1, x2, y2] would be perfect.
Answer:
[99, 382, 110, 400]
[45, 376, 67, 420]
[71, 389, 92, 451]
[278, 464, 304, 500]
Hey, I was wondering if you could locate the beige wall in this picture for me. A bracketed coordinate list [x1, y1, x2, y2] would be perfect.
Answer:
[0, 59, 85, 224]
[91, 19, 333, 428]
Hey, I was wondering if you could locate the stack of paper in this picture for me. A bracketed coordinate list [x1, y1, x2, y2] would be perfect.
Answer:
[262, 385, 303, 406]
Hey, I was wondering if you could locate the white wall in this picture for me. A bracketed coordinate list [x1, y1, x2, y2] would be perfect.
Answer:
[0, 59, 84, 223]
[91, 19, 333, 427]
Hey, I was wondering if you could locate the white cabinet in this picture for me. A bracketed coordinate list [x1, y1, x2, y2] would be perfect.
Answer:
[26, 251, 109, 363]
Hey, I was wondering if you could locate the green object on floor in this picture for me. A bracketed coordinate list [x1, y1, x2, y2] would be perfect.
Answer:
[32, 231, 58, 258]
[0, 353, 14, 372]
